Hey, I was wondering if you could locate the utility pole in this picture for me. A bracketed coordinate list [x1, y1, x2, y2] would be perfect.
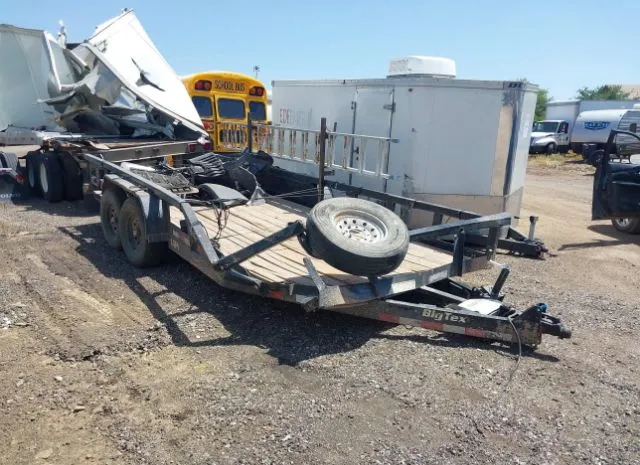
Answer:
[253, 65, 260, 79]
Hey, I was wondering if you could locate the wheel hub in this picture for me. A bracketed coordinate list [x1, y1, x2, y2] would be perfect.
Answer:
[614, 218, 631, 228]
[108, 206, 118, 233]
[130, 219, 142, 247]
[335, 213, 387, 243]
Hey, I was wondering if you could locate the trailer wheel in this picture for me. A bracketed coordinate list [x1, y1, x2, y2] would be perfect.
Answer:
[0, 152, 19, 171]
[611, 218, 640, 234]
[306, 197, 409, 276]
[60, 154, 84, 201]
[118, 197, 167, 267]
[100, 188, 127, 249]
[39, 153, 65, 202]
[26, 152, 43, 196]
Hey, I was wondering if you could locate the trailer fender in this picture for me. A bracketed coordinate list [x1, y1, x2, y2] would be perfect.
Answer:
[103, 174, 170, 243]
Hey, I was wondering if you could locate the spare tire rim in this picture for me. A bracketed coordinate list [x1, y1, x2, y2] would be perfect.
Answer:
[39, 163, 48, 193]
[614, 218, 631, 228]
[334, 210, 387, 243]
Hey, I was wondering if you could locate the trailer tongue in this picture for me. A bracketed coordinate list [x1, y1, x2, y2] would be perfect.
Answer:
[84, 150, 570, 348]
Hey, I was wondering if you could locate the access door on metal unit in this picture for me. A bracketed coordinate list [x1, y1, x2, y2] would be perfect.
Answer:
[352, 88, 395, 177]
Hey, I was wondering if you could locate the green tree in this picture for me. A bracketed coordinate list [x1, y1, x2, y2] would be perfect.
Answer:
[535, 88, 551, 121]
[575, 85, 630, 100]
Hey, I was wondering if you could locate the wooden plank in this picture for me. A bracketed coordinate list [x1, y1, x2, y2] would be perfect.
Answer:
[171, 203, 455, 286]
[201, 205, 450, 279]
[197, 207, 364, 285]
[198, 209, 356, 285]
[195, 212, 303, 279]
[200, 215, 337, 285]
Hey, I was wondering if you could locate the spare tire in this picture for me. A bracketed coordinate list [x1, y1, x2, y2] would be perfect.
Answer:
[306, 197, 409, 277]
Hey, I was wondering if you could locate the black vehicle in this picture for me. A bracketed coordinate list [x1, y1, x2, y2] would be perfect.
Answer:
[592, 129, 640, 234]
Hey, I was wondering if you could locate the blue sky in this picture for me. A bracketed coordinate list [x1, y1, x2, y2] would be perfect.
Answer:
[4, 0, 640, 100]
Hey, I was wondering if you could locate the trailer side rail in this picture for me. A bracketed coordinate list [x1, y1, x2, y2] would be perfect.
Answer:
[217, 119, 398, 179]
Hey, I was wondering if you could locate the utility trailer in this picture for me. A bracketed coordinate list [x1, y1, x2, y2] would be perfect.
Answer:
[83, 144, 570, 348]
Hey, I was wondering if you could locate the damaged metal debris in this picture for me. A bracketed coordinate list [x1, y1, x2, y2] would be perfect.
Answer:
[0, 9, 206, 145]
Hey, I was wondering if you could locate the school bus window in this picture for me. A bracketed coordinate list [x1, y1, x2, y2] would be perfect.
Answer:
[192, 96, 212, 117]
[217, 98, 245, 120]
[249, 101, 266, 121]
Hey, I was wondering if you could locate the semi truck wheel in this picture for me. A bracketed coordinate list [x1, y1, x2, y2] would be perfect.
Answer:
[305, 197, 409, 277]
[546, 143, 557, 155]
[25, 151, 43, 196]
[611, 218, 640, 234]
[60, 154, 84, 201]
[100, 188, 127, 249]
[118, 197, 168, 267]
[39, 153, 65, 202]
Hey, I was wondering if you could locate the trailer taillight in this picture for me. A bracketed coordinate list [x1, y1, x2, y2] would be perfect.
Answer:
[195, 80, 212, 91]
[249, 86, 264, 97]
[203, 141, 212, 151]
[188, 143, 197, 153]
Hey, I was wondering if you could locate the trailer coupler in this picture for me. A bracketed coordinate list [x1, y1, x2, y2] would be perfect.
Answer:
[331, 298, 570, 348]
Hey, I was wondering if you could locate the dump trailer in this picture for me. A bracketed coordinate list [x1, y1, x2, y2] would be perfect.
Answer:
[82, 138, 570, 348]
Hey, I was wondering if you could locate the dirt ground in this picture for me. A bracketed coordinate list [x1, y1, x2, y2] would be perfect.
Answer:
[1, 161, 639, 465]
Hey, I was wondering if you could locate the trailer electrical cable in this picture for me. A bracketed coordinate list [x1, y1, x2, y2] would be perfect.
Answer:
[503, 317, 523, 392]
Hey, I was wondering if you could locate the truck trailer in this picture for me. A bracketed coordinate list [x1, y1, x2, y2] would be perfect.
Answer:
[270, 57, 537, 230]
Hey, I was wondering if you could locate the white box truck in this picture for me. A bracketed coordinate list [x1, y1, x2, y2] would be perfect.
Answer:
[271, 57, 537, 227]
[538, 100, 640, 154]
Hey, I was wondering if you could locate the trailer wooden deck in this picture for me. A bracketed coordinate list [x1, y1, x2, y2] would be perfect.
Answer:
[169, 200, 454, 287]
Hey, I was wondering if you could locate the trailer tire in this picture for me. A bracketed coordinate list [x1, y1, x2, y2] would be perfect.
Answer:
[100, 188, 127, 249]
[26, 152, 43, 196]
[306, 197, 409, 277]
[60, 155, 84, 201]
[0, 152, 19, 171]
[39, 153, 65, 202]
[118, 197, 168, 267]
[611, 218, 640, 234]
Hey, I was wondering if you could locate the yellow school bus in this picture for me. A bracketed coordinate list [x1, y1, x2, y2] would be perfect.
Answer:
[182, 71, 269, 153]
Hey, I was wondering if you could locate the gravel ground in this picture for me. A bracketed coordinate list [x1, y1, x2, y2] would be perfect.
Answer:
[0, 163, 639, 465]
